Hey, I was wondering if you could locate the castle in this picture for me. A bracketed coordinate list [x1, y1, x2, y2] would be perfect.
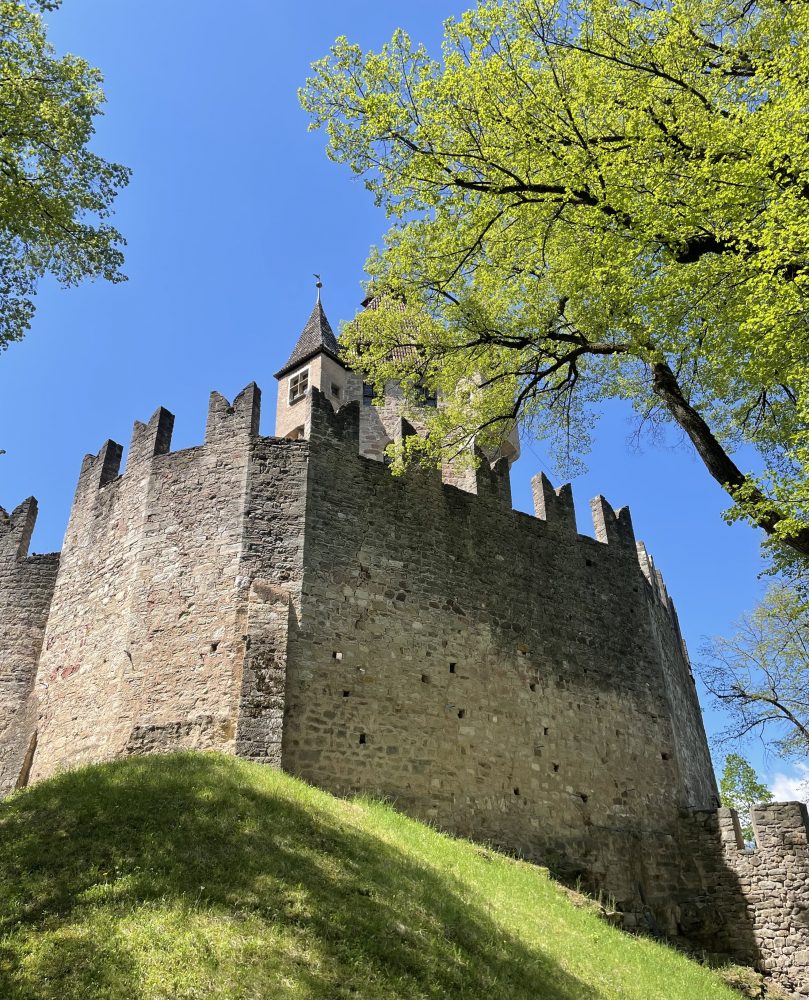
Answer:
[1, 295, 808, 995]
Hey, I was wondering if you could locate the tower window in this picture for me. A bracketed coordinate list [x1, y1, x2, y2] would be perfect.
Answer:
[362, 382, 377, 406]
[289, 369, 309, 404]
[331, 383, 341, 400]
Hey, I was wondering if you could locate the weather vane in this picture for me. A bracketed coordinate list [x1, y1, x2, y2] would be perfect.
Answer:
[314, 273, 323, 303]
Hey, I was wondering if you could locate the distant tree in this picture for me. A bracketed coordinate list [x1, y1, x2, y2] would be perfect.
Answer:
[719, 753, 773, 843]
[701, 583, 809, 759]
[0, 0, 129, 350]
[301, 0, 809, 561]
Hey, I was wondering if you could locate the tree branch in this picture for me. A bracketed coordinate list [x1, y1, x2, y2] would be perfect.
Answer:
[651, 361, 809, 557]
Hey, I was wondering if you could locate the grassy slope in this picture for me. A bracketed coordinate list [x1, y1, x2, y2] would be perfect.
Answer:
[0, 752, 741, 1000]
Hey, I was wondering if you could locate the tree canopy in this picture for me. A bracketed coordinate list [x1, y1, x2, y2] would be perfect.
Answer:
[301, 0, 809, 561]
[718, 752, 773, 843]
[0, 0, 129, 349]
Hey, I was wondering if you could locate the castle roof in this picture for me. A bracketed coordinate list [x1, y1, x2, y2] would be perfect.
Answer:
[359, 294, 418, 361]
[274, 300, 344, 379]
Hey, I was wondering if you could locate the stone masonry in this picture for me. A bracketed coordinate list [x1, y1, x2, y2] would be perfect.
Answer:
[0, 499, 59, 794]
[681, 803, 809, 996]
[1, 297, 807, 994]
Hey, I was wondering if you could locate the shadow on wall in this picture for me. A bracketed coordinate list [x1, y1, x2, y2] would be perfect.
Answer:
[0, 753, 609, 1000]
[676, 810, 763, 968]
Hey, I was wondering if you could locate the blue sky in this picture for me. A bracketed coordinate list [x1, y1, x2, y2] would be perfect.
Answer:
[0, 0, 803, 798]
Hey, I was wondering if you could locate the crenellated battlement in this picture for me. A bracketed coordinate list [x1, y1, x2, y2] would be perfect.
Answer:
[206, 382, 261, 443]
[308, 384, 360, 445]
[70, 383, 263, 508]
[307, 386, 677, 610]
[531, 473, 577, 539]
[719, 801, 809, 852]
[78, 439, 124, 492]
[590, 495, 636, 550]
[753, 800, 809, 849]
[636, 540, 675, 610]
[25, 381, 276, 789]
[694, 802, 809, 991]
[0, 498, 38, 563]
[474, 453, 513, 507]
[127, 406, 175, 470]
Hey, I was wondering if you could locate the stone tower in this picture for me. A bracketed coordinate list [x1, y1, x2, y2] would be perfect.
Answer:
[274, 296, 350, 440]
[274, 292, 521, 475]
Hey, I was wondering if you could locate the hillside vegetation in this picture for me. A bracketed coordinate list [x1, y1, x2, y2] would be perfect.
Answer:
[0, 752, 745, 1000]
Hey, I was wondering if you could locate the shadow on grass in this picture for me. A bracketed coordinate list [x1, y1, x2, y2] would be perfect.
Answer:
[0, 753, 608, 1000]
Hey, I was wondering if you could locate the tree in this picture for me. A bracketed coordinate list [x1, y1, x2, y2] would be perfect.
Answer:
[301, 0, 809, 561]
[719, 753, 773, 843]
[701, 583, 809, 759]
[0, 0, 129, 350]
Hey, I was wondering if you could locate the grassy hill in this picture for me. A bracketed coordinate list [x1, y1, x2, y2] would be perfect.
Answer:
[0, 752, 753, 1000]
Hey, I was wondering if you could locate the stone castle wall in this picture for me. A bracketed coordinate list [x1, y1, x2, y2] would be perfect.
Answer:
[637, 540, 717, 810]
[2, 382, 807, 992]
[29, 386, 264, 779]
[236, 434, 309, 765]
[282, 393, 718, 915]
[16, 384, 312, 783]
[736, 803, 809, 995]
[681, 803, 809, 996]
[0, 500, 59, 794]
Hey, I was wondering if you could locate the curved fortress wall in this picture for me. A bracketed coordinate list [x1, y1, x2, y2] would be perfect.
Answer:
[282, 393, 717, 912]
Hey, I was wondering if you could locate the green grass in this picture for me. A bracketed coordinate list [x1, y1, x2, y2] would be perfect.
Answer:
[0, 752, 743, 1000]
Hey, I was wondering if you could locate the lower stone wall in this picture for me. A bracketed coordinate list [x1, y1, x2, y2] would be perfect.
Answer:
[681, 803, 809, 996]
[728, 803, 809, 996]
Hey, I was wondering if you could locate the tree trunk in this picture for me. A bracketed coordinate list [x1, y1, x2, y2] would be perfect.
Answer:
[650, 361, 809, 560]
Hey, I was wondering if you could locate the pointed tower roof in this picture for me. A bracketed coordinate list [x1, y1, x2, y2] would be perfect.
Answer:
[274, 300, 344, 379]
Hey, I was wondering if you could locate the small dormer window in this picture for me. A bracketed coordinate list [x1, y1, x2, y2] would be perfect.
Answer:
[289, 369, 309, 404]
